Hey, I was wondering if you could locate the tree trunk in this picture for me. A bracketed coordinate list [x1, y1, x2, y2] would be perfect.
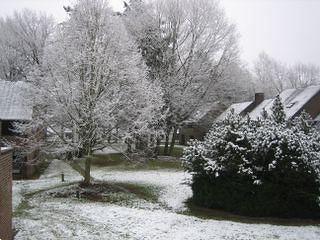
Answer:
[84, 156, 91, 185]
[164, 129, 171, 156]
[126, 139, 132, 153]
[169, 126, 178, 156]
[155, 138, 161, 157]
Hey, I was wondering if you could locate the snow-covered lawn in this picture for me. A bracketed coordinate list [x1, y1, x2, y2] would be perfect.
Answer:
[13, 160, 320, 240]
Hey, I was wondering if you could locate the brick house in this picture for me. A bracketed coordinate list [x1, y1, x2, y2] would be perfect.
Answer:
[217, 85, 320, 124]
[0, 80, 39, 179]
[179, 102, 225, 144]
[0, 147, 13, 240]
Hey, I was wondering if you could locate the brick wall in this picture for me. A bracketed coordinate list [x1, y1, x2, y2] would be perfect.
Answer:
[0, 147, 13, 240]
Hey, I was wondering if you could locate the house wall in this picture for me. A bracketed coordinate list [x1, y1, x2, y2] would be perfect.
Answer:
[179, 126, 206, 145]
[0, 148, 13, 240]
[295, 91, 320, 119]
[1, 123, 43, 179]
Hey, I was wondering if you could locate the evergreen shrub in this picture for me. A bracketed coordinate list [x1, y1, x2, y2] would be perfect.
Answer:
[183, 96, 320, 218]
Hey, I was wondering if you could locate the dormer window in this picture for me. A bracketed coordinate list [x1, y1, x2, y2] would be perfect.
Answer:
[286, 101, 297, 108]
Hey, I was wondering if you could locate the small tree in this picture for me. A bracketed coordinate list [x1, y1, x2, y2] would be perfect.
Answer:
[293, 110, 313, 134]
[271, 95, 286, 124]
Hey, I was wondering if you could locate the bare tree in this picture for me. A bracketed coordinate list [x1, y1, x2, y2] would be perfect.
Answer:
[125, 0, 239, 155]
[254, 52, 288, 97]
[288, 63, 320, 88]
[0, 9, 54, 81]
[26, 0, 164, 184]
[254, 52, 320, 95]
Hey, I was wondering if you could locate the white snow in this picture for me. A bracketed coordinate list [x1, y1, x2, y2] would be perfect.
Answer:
[219, 85, 320, 121]
[284, 85, 320, 119]
[248, 99, 273, 120]
[15, 199, 320, 240]
[13, 159, 82, 211]
[0, 80, 32, 121]
[91, 168, 192, 211]
[13, 160, 320, 240]
[216, 101, 252, 121]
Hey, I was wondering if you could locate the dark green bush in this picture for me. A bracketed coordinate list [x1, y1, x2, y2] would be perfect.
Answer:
[183, 103, 320, 218]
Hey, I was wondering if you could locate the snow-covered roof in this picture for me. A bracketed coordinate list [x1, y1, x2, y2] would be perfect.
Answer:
[0, 80, 32, 121]
[218, 85, 320, 121]
[186, 102, 221, 123]
[248, 99, 273, 120]
[216, 101, 252, 121]
[284, 85, 320, 119]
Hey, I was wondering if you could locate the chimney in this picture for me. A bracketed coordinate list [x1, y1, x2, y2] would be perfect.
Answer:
[254, 93, 264, 105]
[242, 92, 265, 115]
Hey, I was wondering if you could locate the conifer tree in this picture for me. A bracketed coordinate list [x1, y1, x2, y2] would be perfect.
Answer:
[271, 95, 286, 123]
[294, 110, 313, 134]
[261, 108, 268, 120]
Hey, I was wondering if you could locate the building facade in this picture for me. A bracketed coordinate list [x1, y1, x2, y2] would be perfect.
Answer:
[217, 85, 320, 124]
[0, 147, 13, 240]
[0, 80, 39, 179]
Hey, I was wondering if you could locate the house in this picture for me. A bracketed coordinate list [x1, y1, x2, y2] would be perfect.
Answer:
[0, 80, 38, 178]
[217, 85, 320, 124]
[0, 147, 13, 240]
[179, 102, 225, 144]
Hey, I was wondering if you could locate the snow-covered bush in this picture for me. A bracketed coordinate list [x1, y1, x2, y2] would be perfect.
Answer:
[183, 101, 320, 218]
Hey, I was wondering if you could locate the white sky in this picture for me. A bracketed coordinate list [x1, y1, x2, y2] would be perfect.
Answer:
[0, 0, 319, 67]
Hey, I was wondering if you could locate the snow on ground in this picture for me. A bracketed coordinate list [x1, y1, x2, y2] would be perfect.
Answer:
[13, 160, 320, 240]
[15, 198, 320, 240]
[13, 160, 82, 211]
[91, 167, 192, 211]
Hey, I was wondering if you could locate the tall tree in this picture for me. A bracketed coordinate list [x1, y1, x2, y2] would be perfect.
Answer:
[0, 9, 54, 81]
[254, 52, 288, 97]
[124, 0, 239, 155]
[254, 52, 320, 96]
[288, 63, 320, 88]
[27, 0, 164, 184]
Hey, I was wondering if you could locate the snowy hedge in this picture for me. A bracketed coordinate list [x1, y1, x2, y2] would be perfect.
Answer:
[183, 96, 320, 218]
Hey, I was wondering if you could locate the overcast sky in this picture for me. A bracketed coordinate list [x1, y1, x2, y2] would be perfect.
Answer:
[0, 0, 319, 67]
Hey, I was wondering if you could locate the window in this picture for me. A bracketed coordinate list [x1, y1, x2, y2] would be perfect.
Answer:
[1, 121, 16, 136]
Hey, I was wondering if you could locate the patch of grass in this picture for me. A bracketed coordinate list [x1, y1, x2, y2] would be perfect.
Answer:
[91, 153, 125, 166]
[145, 159, 182, 170]
[90, 153, 182, 170]
[184, 200, 320, 226]
[47, 181, 161, 205]
[115, 182, 160, 202]
[14, 182, 80, 218]
[13, 198, 33, 218]
[159, 146, 184, 157]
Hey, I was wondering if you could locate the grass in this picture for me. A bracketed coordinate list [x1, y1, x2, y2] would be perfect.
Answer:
[159, 146, 184, 158]
[14, 182, 80, 218]
[34, 180, 161, 206]
[13, 198, 33, 218]
[90, 153, 182, 170]
[183, 200, 320, 226]
[115, 182, 160, 203]
[91, 153, 125, 166]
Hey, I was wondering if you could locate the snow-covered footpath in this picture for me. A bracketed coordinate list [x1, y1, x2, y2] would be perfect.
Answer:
[13, 160, 320, 240]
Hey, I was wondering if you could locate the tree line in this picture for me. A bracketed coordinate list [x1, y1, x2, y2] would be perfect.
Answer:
[0, 0, 319, 184]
